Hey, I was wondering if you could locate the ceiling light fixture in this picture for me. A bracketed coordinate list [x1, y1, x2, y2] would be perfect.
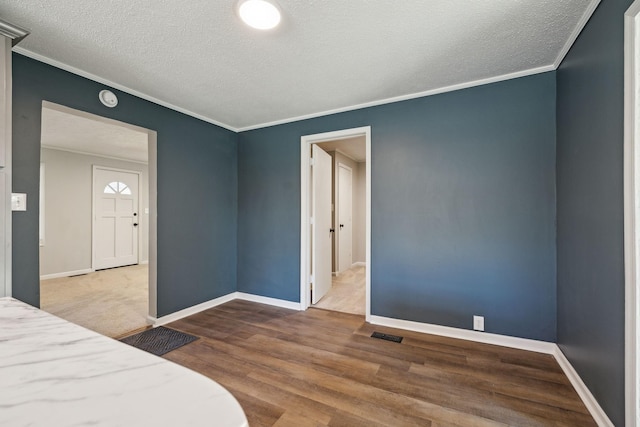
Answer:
[238, 0, 281, 30]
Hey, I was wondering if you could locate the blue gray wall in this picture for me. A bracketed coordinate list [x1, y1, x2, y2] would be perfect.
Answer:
[12, 54, 238, 316]
[556, 0, 632, 425]
[238, 72, 557, 341]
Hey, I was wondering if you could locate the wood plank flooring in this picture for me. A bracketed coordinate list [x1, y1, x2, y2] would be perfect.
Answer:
[163, 300, 595, 427]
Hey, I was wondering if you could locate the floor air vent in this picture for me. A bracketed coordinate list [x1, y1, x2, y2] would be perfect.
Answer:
[371, 331, 403, 343]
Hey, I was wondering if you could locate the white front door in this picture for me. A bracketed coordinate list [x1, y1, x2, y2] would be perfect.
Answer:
[311, 145, 332, 304]
[93, 167, 139, 270]
[338, 164, 353, 273]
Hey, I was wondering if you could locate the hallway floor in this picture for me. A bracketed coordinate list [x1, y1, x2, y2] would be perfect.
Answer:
[314, 264, 365, 315]
[40, 264, 149, 338]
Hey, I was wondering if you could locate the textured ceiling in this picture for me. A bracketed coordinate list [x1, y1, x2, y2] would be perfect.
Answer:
[41, 104, 149, 163]
[3, 1, 597, 131]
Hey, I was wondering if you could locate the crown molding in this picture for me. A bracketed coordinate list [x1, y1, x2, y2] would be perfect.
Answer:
[237, 64, 555, 132]
[12, 48, 239, 133]
[0, 19, 29, 46]
[553, 0, 601, 68]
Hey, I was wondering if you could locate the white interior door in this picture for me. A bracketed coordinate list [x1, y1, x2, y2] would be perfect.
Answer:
[311, 145, 332, 304]
[93, 167, 139, 270]
[338, 164, 353, 273]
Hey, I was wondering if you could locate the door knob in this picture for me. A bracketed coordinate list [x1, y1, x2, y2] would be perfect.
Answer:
[340, 224, 344, 229]
[329, 228, 335, 233]
[133, 223, 138, 227]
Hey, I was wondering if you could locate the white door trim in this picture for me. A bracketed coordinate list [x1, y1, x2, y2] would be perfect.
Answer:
[91, 165, 141, 270]
[300, 126, 371, 321]
[625, 2, 640, 425]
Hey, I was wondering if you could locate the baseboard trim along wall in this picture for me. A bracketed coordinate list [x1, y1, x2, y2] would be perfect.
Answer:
[553, 346, 614, 427]
[148, 293, 610, 426]
[149, 292, 238, 326]
[369, 315, 557, 354]
[235, 292, 303, 310]
[40, 268, 93, 281]
[149, 292, 302, 326]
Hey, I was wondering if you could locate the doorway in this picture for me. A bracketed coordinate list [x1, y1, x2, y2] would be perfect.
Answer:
[300, 126, 371, 320]
[38, 101, 157, 338]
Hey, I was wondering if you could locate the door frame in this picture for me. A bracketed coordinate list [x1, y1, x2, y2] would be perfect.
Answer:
[624, 2, 640, 425]
[336, 162, 353, 273]
[91, 165, 142, 270]
[300, 126, 371, 321]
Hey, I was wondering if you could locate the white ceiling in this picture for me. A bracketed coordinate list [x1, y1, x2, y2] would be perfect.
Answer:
[41, 104, 149, 163]
[4, 1, 598, 131]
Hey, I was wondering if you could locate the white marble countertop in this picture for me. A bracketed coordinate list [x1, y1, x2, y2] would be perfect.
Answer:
[0, 297, 249, 427]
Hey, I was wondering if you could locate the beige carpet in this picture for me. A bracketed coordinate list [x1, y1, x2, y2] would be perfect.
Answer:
[40, 264, 149, 338]
[313, 264, 365, 315]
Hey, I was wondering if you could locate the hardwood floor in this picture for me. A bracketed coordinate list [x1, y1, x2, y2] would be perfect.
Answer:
[163, 300, 595, 427]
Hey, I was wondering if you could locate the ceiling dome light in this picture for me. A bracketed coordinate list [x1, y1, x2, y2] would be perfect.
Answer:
[238, 0, 281, 30]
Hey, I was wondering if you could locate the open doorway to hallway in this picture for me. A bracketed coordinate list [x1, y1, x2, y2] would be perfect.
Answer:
[38, 101, 157, 338]
[312, 137, 366, 315]
[300, 126, 371, 320]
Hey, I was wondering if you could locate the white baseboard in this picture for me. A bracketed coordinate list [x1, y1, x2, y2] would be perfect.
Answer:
[553, 346, 614, 427]
[148, 292, 302, 327]
[149, 292, 237, 326]
[139, 260, 149, 265]
[40, 268, 94, 281]
[369, 315, 556, 354]
[236, 292, 302, 310]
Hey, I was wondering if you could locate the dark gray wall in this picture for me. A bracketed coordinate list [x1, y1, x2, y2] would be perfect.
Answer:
[556, 0, 632, 425]
[238, 72, 557, 341]
[12, 54, 238, 316]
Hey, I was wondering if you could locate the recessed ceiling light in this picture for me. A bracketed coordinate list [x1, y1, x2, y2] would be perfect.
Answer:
[238, 0, 281, 30]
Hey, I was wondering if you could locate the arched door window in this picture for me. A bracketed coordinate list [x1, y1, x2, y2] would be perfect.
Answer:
[103, 181, 132, 195]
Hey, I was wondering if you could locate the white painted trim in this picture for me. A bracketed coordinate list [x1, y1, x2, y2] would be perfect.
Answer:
[301, 126, 372, 321]
[41, 145, 148, 165]
[625, 3, 640, 426]
[148, 292, 238, 326]
[40, 268, 93, 281]
[352, 261, 366, 267]
[2, 37, 12, 298]
[13, 48, 238, 133]
[39, 163, 45, 247]
[235, 292, 302, 310]
[553, 0, 602, 68]
[369, 315, 556, 354]
[239, 66, 554, 132]
[139, 260, 149, 265]
[554, 346, 615, 427]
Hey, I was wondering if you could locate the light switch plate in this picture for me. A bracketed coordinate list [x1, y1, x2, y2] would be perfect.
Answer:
[11, 193, 27, 211]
